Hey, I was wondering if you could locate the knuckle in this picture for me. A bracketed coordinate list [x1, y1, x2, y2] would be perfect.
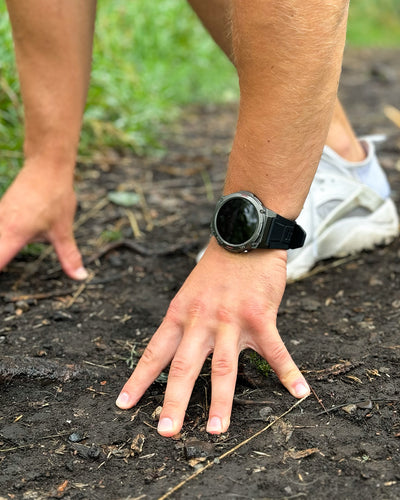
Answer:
[161, 399, 182, 413]
[212, 356, 235, 378]
[240, 301, 266, 330]
[169, 357, 192, 379]
[187, 298, 206, 319]
[165, 297, 182, 325]
[268, 341, 290, 365]
[216, 306, 234, 324]
[140, 344, 159, 366]
[65, 246, 82, 265]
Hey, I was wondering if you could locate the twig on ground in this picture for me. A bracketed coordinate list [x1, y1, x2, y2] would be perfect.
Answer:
[65, 270, 96, 309]
[157, 395, 309, 500]
[310, 386, 327, 414]
[384, 105, 400, 128]
[125, 209, 143, 239]
[316, 397, 400, 416]
[86, 239, 196, 264]
[0, 288, 75, 302]
[233, 398, 274, 406]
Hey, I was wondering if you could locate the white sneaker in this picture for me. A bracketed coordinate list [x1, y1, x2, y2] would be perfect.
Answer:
[287, 138, 399, 281]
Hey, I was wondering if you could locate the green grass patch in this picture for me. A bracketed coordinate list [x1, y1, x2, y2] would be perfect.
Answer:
[99, 229, 123, 244]
[248, 351, 271, 378]
[347, 0, 400, 46]
[0, 1, 236, 194]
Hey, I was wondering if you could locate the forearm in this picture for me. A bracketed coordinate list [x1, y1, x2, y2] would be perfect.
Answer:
[227, 0, 349, 219]
[6, 0, 97, 171]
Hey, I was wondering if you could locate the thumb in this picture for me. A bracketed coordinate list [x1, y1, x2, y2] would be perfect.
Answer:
[51, 232, 88, 281]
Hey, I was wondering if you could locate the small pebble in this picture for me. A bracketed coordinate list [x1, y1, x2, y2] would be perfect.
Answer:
[68, 432, 85, 443]
[184, 439, 215, 460]
[15, 300, 30, 312]
[259, 407, 273, 420]
[51, 311, 73, 322]
[342, 404, 357, 415]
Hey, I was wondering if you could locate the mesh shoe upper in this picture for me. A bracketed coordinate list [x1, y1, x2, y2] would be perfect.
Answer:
[287, 138, 399, 280]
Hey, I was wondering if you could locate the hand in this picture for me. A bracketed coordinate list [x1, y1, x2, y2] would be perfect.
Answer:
[0, 159, 87, 280]
[116, 238, 310, 437]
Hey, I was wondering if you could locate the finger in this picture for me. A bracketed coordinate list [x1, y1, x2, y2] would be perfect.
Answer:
[257, 325, 310, 399]
[0, 235, 26, 271]
[157, 330, 212, 437]
[206, 323, 240, 434]
[51, 232, 88, 280]
[116, 319, 182, 410]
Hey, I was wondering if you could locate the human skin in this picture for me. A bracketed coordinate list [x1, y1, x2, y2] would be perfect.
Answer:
[117, 0, 350, 436]
[2, 0, 97, 280]
[4, 0, 349, 436]
[187, 0, 366, 164]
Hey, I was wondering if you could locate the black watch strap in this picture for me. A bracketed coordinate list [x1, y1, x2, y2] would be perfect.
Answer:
[262, 214, 306, 250]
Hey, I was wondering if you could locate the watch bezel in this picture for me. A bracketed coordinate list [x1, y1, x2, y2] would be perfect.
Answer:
[211, 191, 269, 253]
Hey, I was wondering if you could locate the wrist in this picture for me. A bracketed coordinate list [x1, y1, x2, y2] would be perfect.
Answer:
[225, 155, 306, 222]
[23, 155, 76, 185]
[225, 129, 317, 221]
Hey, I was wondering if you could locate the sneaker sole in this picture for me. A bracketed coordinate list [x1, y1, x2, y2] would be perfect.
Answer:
[287, 198, 399, 281]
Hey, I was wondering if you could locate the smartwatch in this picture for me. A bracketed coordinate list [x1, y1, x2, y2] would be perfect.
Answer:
[211, 191, 306, 253]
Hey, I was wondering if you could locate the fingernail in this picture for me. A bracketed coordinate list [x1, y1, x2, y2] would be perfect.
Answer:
[207, 416, 222, 434]
[75, 266, 88, 280]
[158, 418, 174, 434]
[294, 381, 310, 398]
[116, 391, 131, 408]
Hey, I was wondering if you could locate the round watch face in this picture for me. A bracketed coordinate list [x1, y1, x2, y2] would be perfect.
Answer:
[216, 197, 260, 245]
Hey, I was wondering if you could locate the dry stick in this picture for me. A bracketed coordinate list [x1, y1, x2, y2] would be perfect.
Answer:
[125, 209, 143, 239]
[65, 270, 96, 309]
[316, 397, 400, 416]
[128, 180, 154, 232]
[384, 105, 400, 128]
[309, 385, 327, 414]
[74, 197, 109, 231]
[157, 395, 309, 500]
[0, 288, 76, 302]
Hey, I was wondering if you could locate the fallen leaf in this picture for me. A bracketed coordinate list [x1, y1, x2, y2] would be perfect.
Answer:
[188, 457, 206, 467]
[152, 406, 162, 421]
[131, 433, 145, 455]
[107, 191, 140, 207]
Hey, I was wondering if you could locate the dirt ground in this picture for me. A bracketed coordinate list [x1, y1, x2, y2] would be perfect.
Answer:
[1, 48, 400, 500]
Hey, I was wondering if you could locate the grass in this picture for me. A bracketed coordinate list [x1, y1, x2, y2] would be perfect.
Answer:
[347, 0, 400, 46]
[0, 1, 399, 195]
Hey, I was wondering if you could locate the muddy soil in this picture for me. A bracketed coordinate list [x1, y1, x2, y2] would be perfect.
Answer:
[1, 48, 400, 500]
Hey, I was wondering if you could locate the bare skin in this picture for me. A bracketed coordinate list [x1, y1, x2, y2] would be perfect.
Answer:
[2, 0, 96, 280]
[117, 0, 350, 436]
[187, 0, 365, 163]
[4, 0, 350, 436]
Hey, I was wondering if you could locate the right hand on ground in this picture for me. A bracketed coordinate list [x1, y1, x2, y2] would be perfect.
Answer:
[0, 160, 87, 280]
